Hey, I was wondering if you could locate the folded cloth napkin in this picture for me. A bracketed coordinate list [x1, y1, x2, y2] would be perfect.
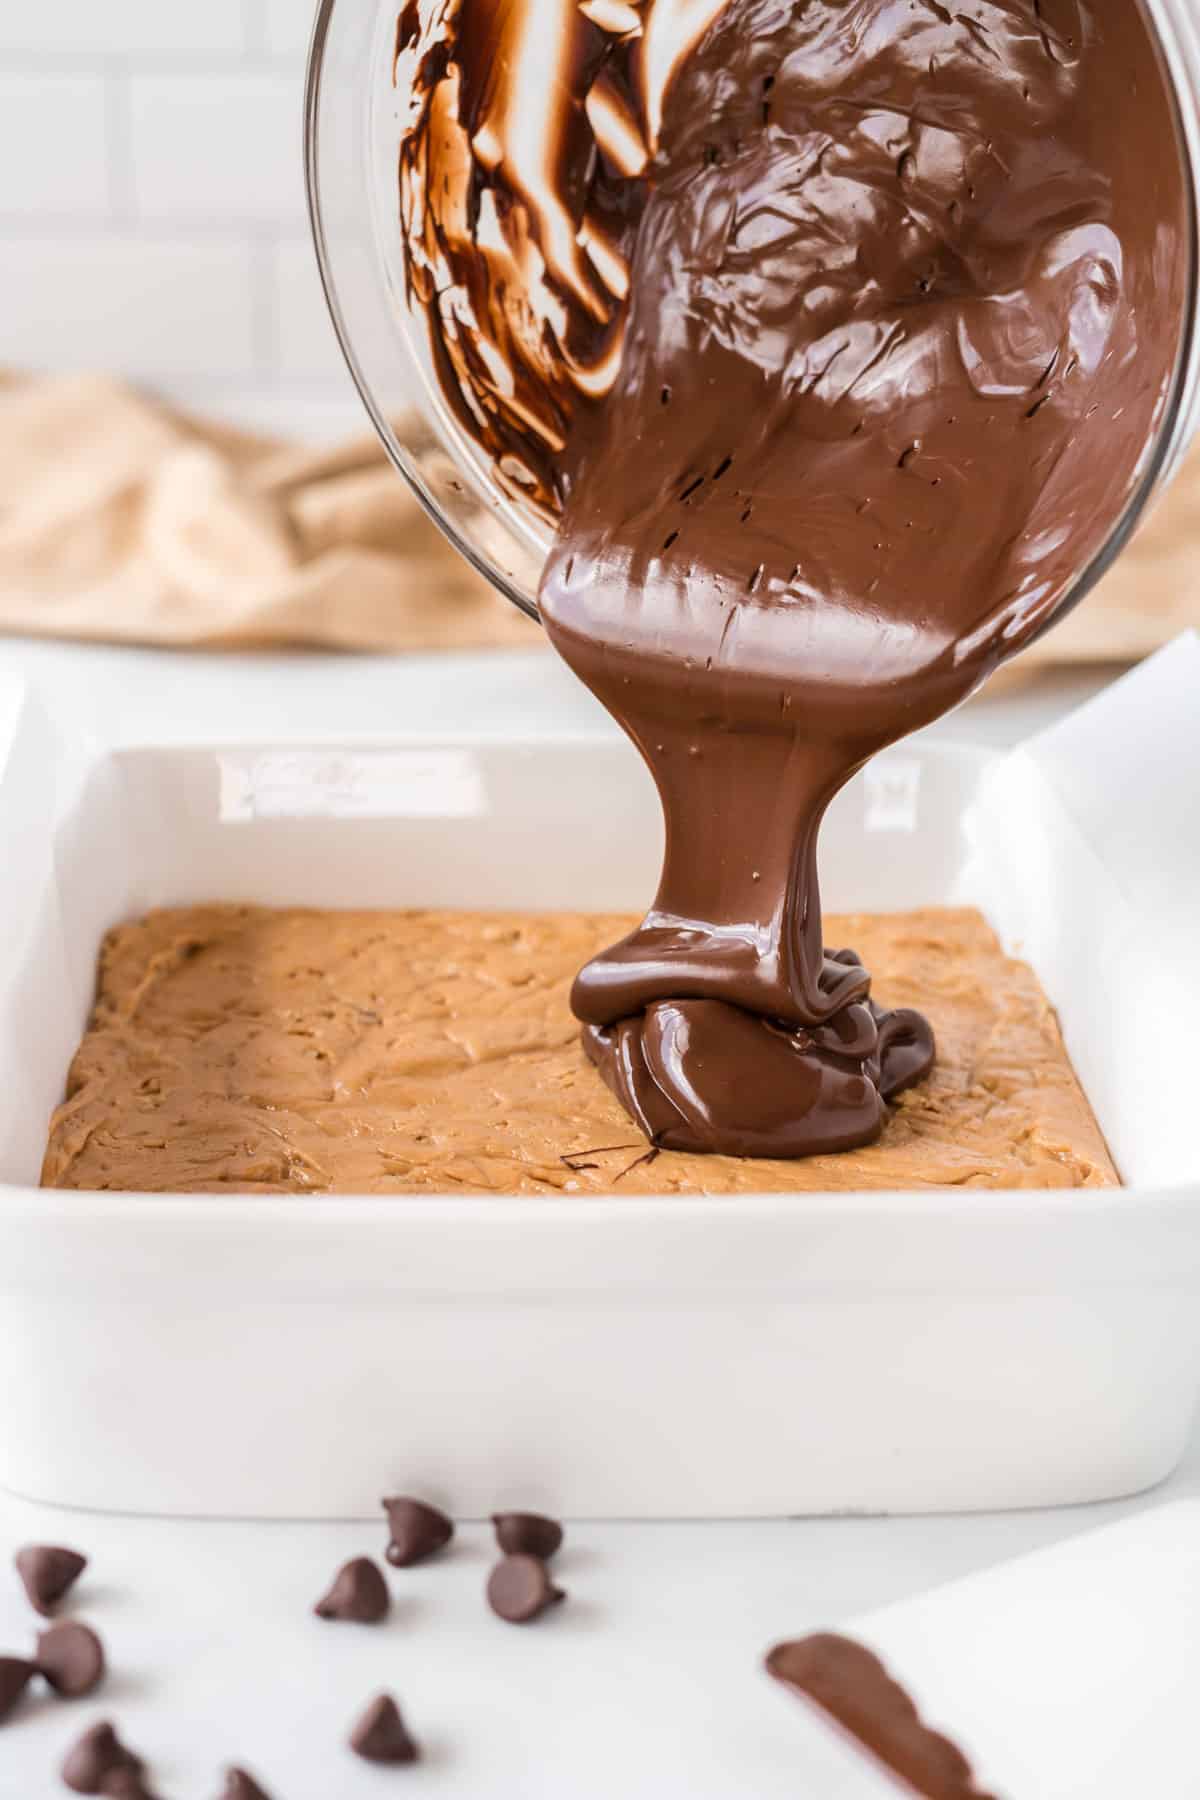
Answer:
[0, 372, 537, 651]
[1, 370, 1196, 659]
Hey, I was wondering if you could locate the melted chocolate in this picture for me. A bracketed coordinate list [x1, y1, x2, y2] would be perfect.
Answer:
[767, 1633, 997, 1799]
[399, 0, 1187, 1157]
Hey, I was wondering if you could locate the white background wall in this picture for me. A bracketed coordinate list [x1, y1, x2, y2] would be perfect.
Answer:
[0, 0, 364, 440]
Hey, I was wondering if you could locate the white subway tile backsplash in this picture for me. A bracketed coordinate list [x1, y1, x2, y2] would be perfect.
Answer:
[264, 0, 319, 59]
[0, 0, 246, 57]
[0, 1, 365, 439]
[130, 73, 305, 224]
[0, 74, 111, 217]
[2, 234, 259, 378]
[271, 236, 353, 382]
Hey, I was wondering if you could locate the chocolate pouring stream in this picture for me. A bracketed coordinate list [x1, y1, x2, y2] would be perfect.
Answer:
[397, 0, 1187, 1157]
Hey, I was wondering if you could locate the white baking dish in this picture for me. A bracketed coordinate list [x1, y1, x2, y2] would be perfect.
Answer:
[1, 641, 1198, 1520]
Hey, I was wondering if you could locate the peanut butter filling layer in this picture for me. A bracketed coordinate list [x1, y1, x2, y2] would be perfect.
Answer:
[41, 904, 1116, 1195]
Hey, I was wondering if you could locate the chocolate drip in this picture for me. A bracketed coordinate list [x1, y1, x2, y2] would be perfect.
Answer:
[400, 0, 1187, 1157]
[583, 965, 934, 1158]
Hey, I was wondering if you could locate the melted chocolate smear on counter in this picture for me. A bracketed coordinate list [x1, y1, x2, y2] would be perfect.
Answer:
[767, 1634, 997, 1800]
[399, 0, 1187, 1156]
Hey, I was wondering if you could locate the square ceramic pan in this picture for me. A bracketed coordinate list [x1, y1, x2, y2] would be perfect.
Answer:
[1, 652, 1198, 1520]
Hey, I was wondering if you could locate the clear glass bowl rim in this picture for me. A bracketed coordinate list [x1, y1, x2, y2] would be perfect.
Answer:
[304, 0, 1200, 643]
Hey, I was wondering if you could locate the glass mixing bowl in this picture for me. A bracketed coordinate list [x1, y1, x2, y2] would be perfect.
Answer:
[306, 0, 1200, 633]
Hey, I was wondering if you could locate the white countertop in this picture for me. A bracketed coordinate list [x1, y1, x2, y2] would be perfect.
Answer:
[4, 1459, 1200, 1800]
[0, 634, 1124, 752]
[0, 636, 1181, 1799]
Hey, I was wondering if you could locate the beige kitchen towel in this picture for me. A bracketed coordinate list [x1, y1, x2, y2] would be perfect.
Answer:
[1023, 445, 1200, 664]
[1, 368, 1196, 657]
[0, 371, 537, 651]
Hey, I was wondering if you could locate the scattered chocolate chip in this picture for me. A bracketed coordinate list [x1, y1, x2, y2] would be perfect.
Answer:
[348, 1692, 419, 1765]
[61, 1721, 143, 1795]
[15, 1545, 88, 1616]
[0, 1655, 35, 1724]
[492, 1512, 564, 1561]
[314, 1556, 390, 1624]
[218, 1769, 274, 1800]
[37, 1619, 106, 1697]
[99, 1769, 161, 1800]
[486, 1554, 565, 1624]
[382, 1496, 453, 1567]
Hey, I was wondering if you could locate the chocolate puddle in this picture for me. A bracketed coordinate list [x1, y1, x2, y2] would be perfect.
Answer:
[398, 0, 1188, 1156]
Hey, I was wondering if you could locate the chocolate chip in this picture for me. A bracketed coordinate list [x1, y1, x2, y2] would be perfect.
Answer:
[382, 1496, 453, 1567]
[99, 1770, 161, 1800]
[0, 1655, 35, 1724]
[15, 1545, 87, 1616]
[492, 1512, 564, 1561]
[314, 1556, 390, 1624]
[61, 1721, 143, 1794]
[486, 1554, 565, 1623]
[37, 1619, 106, 1697]
[348, 1692, 419, 1765]
[218, 1769, 274, 1800]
